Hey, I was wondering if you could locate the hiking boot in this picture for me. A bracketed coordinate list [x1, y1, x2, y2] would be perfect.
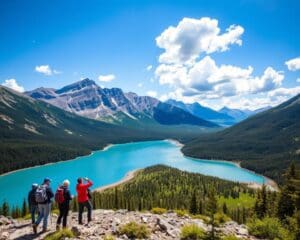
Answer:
[42, 228, 49, 233]
[56, 224, 60, 231]
[32, 224, 37, 234]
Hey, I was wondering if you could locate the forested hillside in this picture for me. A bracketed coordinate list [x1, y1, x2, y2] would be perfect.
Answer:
[182, 94, 300, 182]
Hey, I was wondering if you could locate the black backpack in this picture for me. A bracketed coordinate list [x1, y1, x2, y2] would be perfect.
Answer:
[29, 189, 37, 205]
[87, 188, 92, 199]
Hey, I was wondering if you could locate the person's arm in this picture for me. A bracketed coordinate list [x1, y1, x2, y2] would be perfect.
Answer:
[28, 191, 31, 207]
[48, 187, 54, 199]
[66, 189, 72, 201]
[84, 180, 93, 188]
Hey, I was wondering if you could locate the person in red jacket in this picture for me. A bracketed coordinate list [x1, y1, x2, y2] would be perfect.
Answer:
[76, 177, 93, 225]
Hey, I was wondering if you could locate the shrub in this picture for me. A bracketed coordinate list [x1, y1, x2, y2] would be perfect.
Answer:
[44, 229, 75, 240]
[192, 214, 210, 224]
[214, 212, 231, 225]
[103, 235, 116, 240]
[118, 221, 150, 239]
[247, 217, 292, 240]
[151, 207, 167, 215]
[175, 209, 188, 217]
[180, 224, 206, 240]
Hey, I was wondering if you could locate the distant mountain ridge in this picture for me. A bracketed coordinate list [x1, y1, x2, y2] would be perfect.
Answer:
[26, 79, 218, 128]
[182, 93, 300, 182]
[166, 99, 235, 125]
[166, 99, 271, 125]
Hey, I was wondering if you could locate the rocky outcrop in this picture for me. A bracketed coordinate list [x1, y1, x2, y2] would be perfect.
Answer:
[1, 209, 258, 239]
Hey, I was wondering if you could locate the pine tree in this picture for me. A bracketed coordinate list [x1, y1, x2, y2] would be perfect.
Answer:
[207, 188, 218, 240]
[2, 201, 9, 216]
[189, 190, 197, 215]
[21, 198, 28, 217]
[222, 202, 228, 214]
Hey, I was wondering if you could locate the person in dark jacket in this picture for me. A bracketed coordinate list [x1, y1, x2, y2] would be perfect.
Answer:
[28, 183, 38, 224]
[56, 179, 72, 230]
[76, 177, 93, 225]
[33, 177, 54, 234]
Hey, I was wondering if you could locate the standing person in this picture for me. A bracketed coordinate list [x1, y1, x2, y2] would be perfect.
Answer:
[56, 179, 72, 230]
[28, 183, 38, 224]
[76, 177, 93, 225]
[32, 177, 54, 234]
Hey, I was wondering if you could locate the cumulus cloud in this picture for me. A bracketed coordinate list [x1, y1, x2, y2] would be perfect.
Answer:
[35, 65, 60, 75]
[1, 79, 25, 92]
[154, 17, 299, 110]
[156, 56, 284, 98]
[146, 90, 158, 98]
[146, 65, 153, 71]
[285, 57, 300, 71]
[156, 17, 244, 64]
[98, 74, 116, 82]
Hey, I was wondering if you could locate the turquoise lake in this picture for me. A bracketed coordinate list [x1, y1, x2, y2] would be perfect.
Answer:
[0, 140, 265, 207]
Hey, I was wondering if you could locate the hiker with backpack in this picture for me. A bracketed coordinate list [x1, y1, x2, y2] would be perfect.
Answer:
[55, 179, 72, 230]
[76, 177, 93, 225]
[28, 183, 39, 224]
[32, 177, 54, 234]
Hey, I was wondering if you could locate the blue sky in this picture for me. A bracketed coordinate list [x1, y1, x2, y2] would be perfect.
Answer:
[0, 0, 299, 109]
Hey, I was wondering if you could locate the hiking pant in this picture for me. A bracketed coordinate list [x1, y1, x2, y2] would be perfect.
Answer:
[57, 204, 69, 228]
[78, 200, 92, 224]
[30, 204, 38, 224]
[35, 203, 51, 230]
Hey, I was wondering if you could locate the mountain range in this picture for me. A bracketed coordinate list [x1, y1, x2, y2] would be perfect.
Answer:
[166, 99, 270, 125]
[26, 79, 217, 128]
[182, 93, 300, 182]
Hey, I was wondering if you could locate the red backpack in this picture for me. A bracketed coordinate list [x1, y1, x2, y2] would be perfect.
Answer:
[55, 187, 65, 204]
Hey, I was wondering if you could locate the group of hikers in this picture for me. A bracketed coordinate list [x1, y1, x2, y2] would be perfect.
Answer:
[27, 177, 93, 234]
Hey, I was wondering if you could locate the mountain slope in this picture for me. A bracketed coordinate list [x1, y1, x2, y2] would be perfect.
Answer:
[166, 99, 234, 125]
[0, 87, 208, 174]
[182, 94, 300, 182]
[26, 79, 218, 128]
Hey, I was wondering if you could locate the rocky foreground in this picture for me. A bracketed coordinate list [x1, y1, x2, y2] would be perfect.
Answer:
[0, 209, 258, 240]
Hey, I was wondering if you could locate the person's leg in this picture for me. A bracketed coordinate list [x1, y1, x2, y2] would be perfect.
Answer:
[62, 205, 69, 228]
[86, 200, 92, 223]
[78, 202, 84, 224]
[35, 204, 45, 226]
[30, 205, 35, 224]
[42, 203, 51, 231]
[57, 205, 63, 226]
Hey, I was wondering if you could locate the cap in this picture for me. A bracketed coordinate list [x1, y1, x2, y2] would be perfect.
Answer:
[32, 183, 38, 189]
[44, 177, 52, 183]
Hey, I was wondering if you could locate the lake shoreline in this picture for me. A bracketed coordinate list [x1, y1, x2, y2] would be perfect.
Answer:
[0, 139, 278, 191]
[95, 169, 139, 192]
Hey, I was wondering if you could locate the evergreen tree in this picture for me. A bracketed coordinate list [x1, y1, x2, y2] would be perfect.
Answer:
[21, 198, 27, 217]
[2, 201, 9, 216]
[207, 188, 218, 239]
[189, 190, 197, 215]
[222, 202, 228, 215]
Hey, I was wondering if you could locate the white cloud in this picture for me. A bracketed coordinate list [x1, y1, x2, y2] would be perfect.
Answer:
[35, 65, 60, 75]
[146, 90, 158, 98]
[146, 65, 153, 71]
[138, 83, 143, 88]
[98, 74, 116, 82]
[297, 78, 300, 83]
[285, 57, 300, 71]
[1, 79, 25, 92]
[154, 17, 298, 110]
[156, 56, 284, 98]
[156, 17, 244, 64]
